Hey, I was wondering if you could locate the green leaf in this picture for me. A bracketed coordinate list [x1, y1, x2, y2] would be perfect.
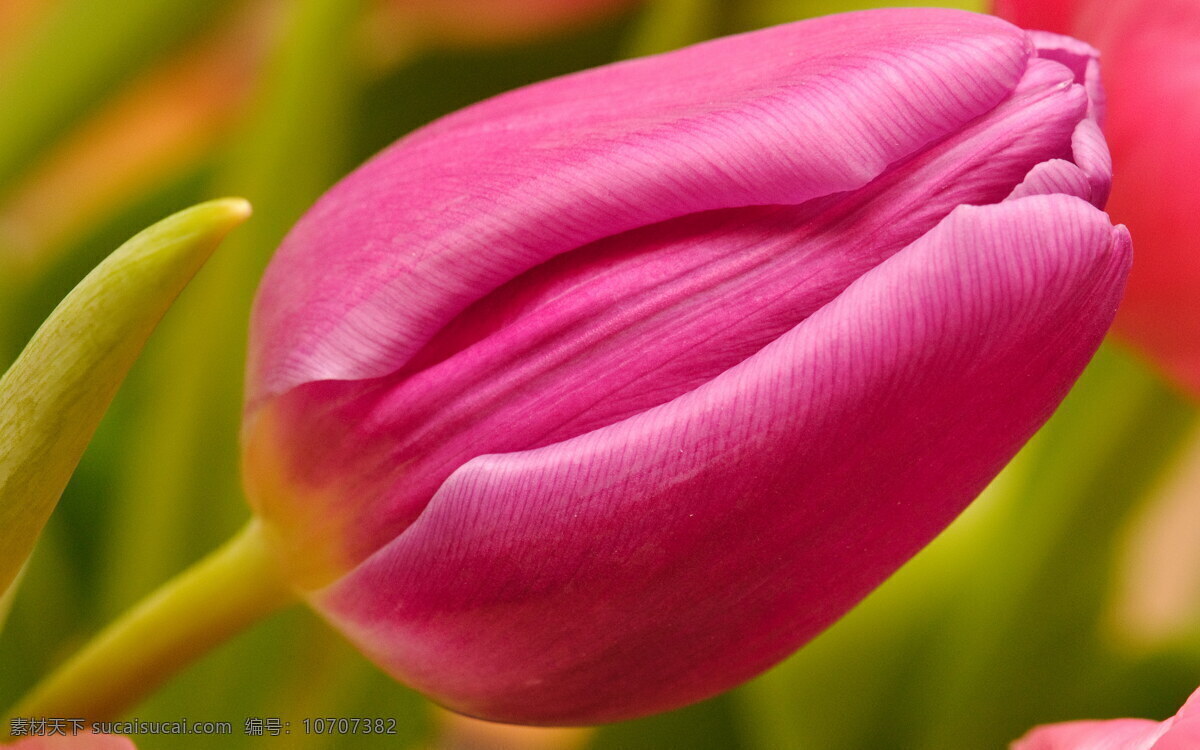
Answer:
[0, 197, 250, 606]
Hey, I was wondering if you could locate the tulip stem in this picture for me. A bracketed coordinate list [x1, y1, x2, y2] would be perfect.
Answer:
[5, 520, 297, 723]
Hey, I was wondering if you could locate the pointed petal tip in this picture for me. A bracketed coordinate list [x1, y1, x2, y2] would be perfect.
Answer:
[1114, 222, 1132, 252]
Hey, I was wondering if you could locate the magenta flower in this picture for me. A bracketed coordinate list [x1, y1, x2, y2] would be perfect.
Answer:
[1012, 687, 1200, 749]
[243, 9, 1129, 724]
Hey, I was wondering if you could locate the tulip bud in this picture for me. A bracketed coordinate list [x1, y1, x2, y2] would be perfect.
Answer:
[1011, 686, 1200, 749]
[243, 9, 1130, 724]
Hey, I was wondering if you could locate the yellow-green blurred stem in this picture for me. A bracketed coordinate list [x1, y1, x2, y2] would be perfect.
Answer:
[5, 521, 297, 723]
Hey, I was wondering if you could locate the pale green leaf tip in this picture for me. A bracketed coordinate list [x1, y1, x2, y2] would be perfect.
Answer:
[0, 198, 253, 599]
[189, 197, 254, 228]
[177, 196, 252, 260]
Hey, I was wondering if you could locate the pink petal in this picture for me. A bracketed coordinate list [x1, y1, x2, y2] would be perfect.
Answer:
[1008, 158, 1096, 203]
[1005, 33, 1108, 206]
[1155, 688, 1200, 750]
[1012, 688, 1200, 750]
[1069, 119, 1113, 205]
[246, 50, 1093, 580]
[1030, 30, 1105, 122]
[1012, 719, 1171, 750]
[246, 9, 1031, 410]
[1176, 687, 1200, 721]
[1008, 120, 1109, 207]
[312, 195, 1129, 724]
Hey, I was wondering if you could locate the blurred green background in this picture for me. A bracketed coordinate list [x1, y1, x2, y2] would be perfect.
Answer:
[2, 0, 1198, 747]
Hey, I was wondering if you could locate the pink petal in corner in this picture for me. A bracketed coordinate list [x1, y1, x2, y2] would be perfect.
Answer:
[1012, 687, 1200, 749]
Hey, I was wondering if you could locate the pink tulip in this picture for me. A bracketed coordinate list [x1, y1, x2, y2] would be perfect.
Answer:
[994, 0, 1200, 395]
[1012, 687, 1200, 749]
[243, 9, 1129, 724]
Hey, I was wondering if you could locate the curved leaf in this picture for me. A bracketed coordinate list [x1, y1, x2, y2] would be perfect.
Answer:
[0, 198, 250, 606]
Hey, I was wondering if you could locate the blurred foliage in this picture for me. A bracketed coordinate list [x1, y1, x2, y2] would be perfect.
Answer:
[2, 0, 1198, 748]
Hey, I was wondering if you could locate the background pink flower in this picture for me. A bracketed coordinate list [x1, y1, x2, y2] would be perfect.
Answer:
[995, 0, 1200, 396]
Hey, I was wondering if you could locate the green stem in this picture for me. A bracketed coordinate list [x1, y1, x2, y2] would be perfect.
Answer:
[5, 521, 297, 723]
